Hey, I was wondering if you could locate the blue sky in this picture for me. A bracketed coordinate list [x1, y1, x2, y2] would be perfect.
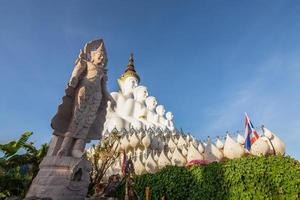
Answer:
[0, 1, 299, 159]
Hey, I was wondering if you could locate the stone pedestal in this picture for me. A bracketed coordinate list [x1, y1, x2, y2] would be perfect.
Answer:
[26, 156, 91, 200]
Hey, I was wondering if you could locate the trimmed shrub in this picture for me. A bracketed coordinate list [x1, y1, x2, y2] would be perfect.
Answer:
[117, 156, 300, 200]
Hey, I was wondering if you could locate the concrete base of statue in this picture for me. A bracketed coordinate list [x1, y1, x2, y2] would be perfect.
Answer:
[26, 156, 91, 200]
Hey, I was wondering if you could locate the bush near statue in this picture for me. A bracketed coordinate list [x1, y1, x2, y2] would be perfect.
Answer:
[116, 156, 300, 200]
[0, 132, 48, 199]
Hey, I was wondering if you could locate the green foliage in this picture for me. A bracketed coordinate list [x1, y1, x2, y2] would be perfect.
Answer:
[117, 156, 300, 200]
[0, 132, 48, 199]
[0, 132, 33, 158]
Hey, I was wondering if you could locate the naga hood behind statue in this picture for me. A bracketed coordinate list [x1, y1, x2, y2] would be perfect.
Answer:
[51, 39, 110, 140]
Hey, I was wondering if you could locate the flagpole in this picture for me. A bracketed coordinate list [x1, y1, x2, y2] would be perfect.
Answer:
[244, 112, 248, 138]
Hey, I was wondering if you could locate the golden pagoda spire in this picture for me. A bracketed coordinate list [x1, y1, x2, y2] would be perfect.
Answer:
[118, 53, 140, 84]
[126, 53, 135, 72]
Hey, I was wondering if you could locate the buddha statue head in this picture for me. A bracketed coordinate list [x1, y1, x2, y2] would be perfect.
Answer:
[166, 112, 173, 120]
[133, 86, 148, 102]
[120, 77, 138, 96]
[90, 42, 107, 66]
[145, 96, 157, 111]
[156, 105, 165, 116]
[118, 53, 140, 96]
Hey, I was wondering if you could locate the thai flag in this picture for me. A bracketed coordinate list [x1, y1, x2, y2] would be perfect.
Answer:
[244, 113, 259, 151]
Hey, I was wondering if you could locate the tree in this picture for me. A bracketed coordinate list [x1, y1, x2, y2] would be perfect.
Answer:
[86, 131, 121, 196]
[0, 132, 48, 199]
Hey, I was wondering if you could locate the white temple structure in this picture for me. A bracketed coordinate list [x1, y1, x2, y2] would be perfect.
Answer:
[88, 54, 286, 177]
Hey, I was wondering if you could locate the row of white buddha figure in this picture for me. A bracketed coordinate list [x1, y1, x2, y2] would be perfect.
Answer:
[104, 81, 175, 133]
[103, 53, 176, 133]
[100, 125, 285, 177]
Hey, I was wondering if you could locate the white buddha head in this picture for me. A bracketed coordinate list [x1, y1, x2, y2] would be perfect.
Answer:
[145, 96, 157, 111]
[133, 86, 148, 102]
[118, 53, 140, 96]
[156, 105, 165, 116]
[120, 77, 138, 96]
[166, 112, 173, 120]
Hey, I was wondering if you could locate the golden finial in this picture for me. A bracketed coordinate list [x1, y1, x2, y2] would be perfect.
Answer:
[118, 53, 140, 86]
[127, 53, 135, 71]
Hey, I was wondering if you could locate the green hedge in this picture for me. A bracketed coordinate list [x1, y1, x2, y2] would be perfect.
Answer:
[118, 156, 300, 200]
